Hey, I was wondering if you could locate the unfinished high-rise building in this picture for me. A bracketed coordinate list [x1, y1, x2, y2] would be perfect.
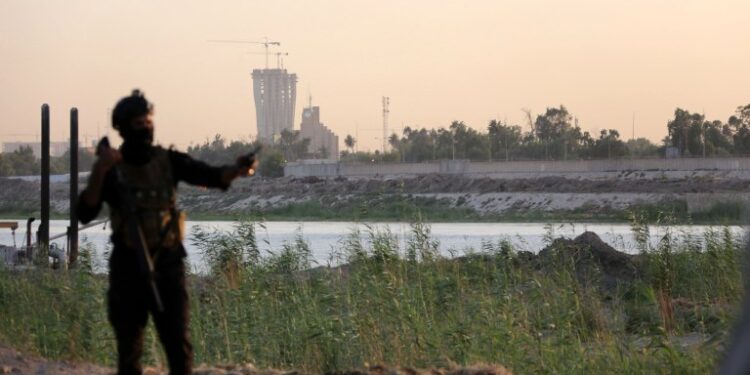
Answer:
[252, 68, 297, 142]
[300, 106, 339, 160]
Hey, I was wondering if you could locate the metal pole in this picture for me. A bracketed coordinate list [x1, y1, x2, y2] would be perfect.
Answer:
[40, 104, 50, 257]
[25, 218, 35, 254]
[69, 108, 79, 265]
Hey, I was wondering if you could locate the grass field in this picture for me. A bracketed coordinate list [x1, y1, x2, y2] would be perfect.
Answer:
[0, 216, 744, 374]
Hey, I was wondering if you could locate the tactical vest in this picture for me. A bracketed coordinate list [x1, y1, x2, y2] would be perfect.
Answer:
[110, 147, 184, 250]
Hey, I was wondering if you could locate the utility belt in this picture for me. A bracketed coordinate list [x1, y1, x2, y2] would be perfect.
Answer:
[113, 207, 186, 251]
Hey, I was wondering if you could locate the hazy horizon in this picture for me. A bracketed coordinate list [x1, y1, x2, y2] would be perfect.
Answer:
[1, 0, 748, 151]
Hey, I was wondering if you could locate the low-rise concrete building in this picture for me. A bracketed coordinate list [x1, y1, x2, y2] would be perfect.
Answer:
[299, 106, 339, 160]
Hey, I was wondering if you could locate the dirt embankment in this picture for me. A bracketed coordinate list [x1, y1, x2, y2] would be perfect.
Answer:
[180, 174, 750, 216]
[1, 173, 749, 218]
[217, 173, 750, 196]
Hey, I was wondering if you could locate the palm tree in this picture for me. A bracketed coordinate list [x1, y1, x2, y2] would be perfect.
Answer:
[344, 134, 356, 153]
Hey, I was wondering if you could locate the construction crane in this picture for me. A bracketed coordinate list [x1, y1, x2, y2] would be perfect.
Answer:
[245, 51, 289, 69]
[382, 97, 390, 154]
[274, 52, 289, 69]
[207, 38, 281, 69]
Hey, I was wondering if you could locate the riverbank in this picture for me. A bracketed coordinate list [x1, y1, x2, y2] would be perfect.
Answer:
[187, 197, 744, 224]
[1, 199, 741, 225]
[1, 173, 748, 224]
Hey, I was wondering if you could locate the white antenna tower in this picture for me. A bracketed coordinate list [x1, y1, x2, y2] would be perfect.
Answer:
[382, 96, 390, 154]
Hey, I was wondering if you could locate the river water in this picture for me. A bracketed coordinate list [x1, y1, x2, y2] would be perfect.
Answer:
[0, 219, 744, 273]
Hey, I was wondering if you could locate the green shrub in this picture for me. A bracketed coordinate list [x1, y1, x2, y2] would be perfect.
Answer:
[0, 221, 740, 373]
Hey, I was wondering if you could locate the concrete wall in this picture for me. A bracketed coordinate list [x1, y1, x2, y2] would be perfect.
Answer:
[467, 158, 750, 174]
[284, 157, 750, 178]
[340, 162, 439, 176]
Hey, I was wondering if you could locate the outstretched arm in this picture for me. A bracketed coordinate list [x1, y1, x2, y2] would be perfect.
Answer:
[170, 150, 258, 190]
[219, 158, 258, 186]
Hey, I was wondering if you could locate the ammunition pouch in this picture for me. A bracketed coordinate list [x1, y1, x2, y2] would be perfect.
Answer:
[112, 208, 184, 250]
[110, 147, 184, 252]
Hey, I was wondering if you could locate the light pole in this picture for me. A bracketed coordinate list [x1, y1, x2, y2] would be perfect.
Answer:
[451, 130, 456, 160]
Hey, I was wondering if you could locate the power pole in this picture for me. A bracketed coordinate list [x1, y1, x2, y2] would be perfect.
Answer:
[631, 112, 635, 159]
[276, 52, 288, 69]
[452, 131, 456, 160]
[382, 96, 389, 154]
[69, 108, 79, 266]
[40, 104, 50, 258]
[702, 109, 707, 158]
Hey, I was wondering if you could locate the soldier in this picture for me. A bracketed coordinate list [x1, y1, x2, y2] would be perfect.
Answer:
[78, 90, 258, 375]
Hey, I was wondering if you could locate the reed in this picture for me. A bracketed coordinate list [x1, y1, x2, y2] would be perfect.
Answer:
[0, 218, 743, 374]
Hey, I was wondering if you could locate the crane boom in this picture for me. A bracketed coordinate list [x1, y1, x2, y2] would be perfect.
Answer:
[207, 38, 281, 69]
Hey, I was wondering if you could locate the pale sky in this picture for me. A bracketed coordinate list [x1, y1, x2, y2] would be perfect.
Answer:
[1, 0, 748, 151]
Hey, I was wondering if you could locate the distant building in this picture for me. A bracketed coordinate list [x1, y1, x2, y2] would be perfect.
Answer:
[2, 142, 68, 158]
[300, 106, 339, 160]
[252, 68, 297, 143]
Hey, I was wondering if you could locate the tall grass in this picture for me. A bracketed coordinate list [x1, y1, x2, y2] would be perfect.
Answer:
[0, 219, 744, 374]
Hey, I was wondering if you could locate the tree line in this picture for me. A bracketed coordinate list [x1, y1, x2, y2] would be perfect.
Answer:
[0, 132, 305, 178]
[185, 132, 310, 177]
[342, 103, 750, 163]
[2, 103, 749, 177]
[0, 146, 95, 177]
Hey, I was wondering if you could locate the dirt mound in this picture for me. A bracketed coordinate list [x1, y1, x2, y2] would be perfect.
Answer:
[538, 231, 639, 291]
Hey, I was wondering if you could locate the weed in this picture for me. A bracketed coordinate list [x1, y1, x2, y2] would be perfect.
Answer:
[0, 220, 742, 374]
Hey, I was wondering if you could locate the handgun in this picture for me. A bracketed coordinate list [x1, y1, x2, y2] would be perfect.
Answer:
[238, 145, 262, 176]
[96, 137, 111, 156]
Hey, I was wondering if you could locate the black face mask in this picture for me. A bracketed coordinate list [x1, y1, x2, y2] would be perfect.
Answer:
[123, 127, 153, 145]
[121, 127, 154, 164]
